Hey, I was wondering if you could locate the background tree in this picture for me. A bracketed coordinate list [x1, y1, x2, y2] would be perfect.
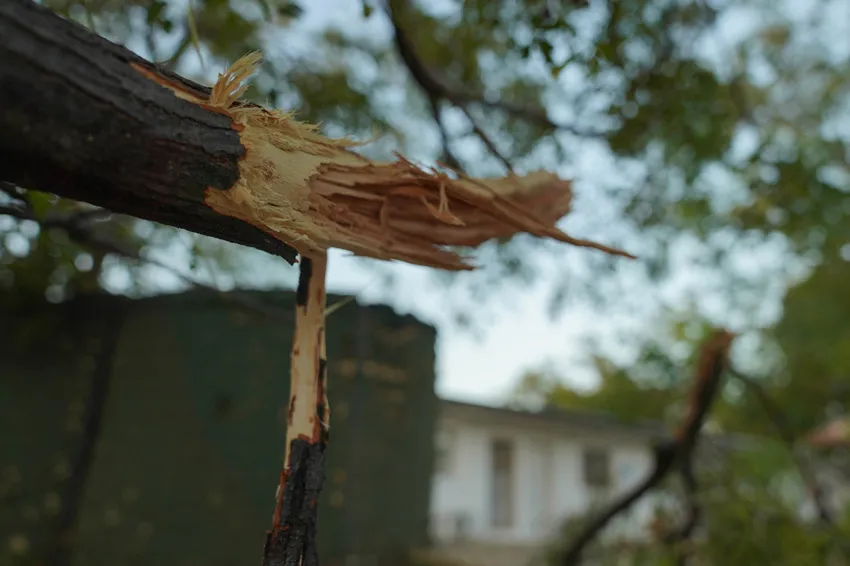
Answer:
[3, 0, 850, 562]
[5, 0, 847, 318]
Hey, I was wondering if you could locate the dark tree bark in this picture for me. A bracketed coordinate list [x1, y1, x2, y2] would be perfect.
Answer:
[0, 0, 297, 263]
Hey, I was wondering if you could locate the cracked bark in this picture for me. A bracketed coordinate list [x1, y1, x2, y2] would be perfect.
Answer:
[0, 0, 297, 263]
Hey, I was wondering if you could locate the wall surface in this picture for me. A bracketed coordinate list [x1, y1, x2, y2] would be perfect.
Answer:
[0, 290, 437, 566]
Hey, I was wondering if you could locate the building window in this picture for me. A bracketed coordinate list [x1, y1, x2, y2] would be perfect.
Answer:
[582, 447, 611, 489]
[490, 438, 514, 527]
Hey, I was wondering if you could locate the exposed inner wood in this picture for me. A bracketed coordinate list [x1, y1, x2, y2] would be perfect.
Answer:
[191, 54, 634, 270]
[266, 253, 329, 566]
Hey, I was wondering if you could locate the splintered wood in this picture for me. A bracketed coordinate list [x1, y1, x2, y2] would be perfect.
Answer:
[201, 53, 633, 270]
[166, 52, 639, 566]
[264, 253, 328, 566]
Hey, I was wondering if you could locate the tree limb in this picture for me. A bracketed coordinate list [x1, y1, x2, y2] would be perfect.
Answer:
[428, 96, 463, 171]
[158, 27, 193, 71]
[731, 369, 834, 525]
[0, 205, 30, 221]
[662, 457, 701, 566]
[264, 254, 329, 566]
[662, 459, 700, 545]
[3, 1, 635, 271]
[0, 0, 298, 263]
[384, 0, 605, 173]
[559, 330, 735, 566]
[0, 181, 28, 203]
[385, 2, 514, 172]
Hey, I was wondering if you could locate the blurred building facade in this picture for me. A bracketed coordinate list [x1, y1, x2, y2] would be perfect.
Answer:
[427, 400, 669, 565]
[426, 401, 850, 566]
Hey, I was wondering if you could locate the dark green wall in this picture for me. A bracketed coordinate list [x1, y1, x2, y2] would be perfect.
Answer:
[0, 290, 437, 566]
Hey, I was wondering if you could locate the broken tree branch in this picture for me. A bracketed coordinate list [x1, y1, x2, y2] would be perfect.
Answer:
[2, 0, 632, 271]
[264, 254, 329, 566]
[662, 458, 700, 545]
[196, 54, 634, 269]
[731, 369, 834, 525]
[559, 330, 735, 566]
[662, 456, 701, 566]
[0, 0, 298, 263]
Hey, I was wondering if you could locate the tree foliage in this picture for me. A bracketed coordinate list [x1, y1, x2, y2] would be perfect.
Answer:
[512, 351, 682, 424]
[514, 311, 850, 562]
[2, 0, 846, 311]
[540, 445, 850, 566]
[3, 0, 850, 562]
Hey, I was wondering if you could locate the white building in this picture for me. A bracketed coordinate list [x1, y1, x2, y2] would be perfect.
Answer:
[426, 400, 850, 566]
[428, 400, 672, 565]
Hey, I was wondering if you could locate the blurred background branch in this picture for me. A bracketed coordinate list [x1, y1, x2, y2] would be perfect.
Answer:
[559, 331, 733, 565]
